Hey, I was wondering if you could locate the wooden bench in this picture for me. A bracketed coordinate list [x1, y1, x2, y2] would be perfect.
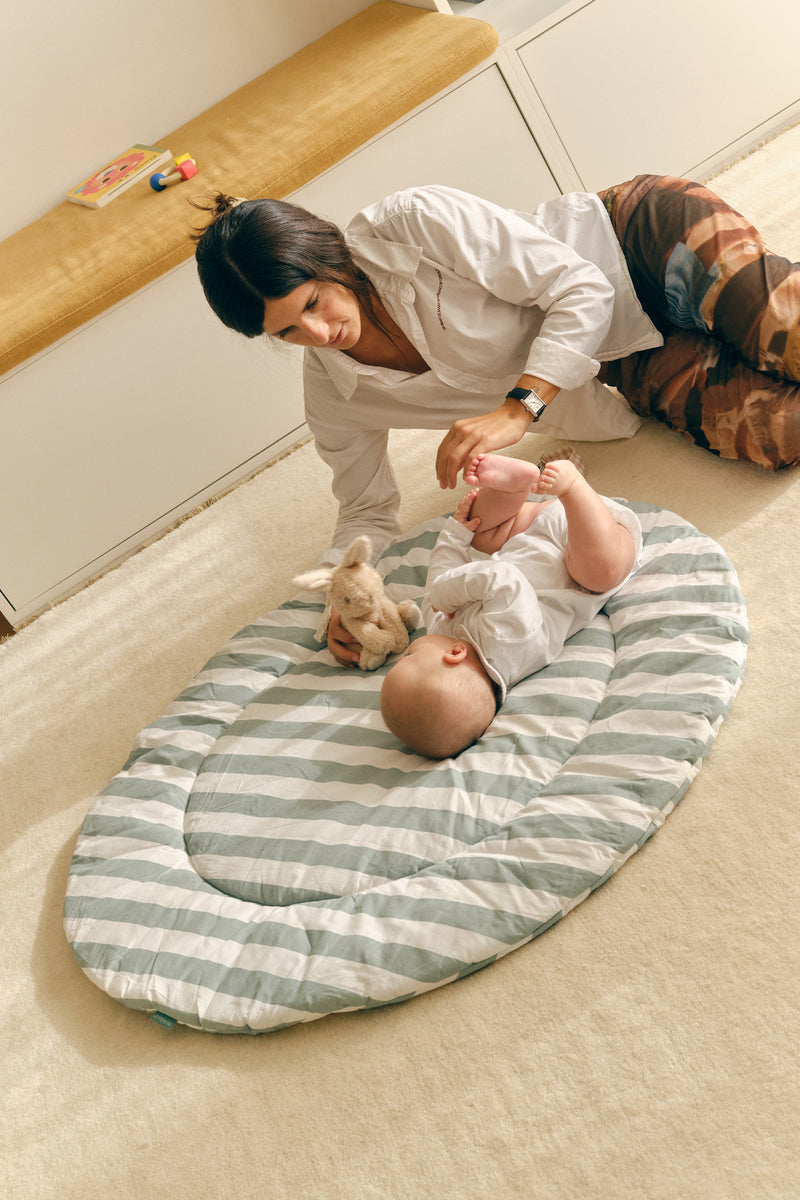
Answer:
[0, 1, 497, 378]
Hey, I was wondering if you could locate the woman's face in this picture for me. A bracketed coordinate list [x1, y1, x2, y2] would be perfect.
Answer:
[262, 280, 362, 350]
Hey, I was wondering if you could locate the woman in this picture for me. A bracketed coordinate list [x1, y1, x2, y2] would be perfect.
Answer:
[194, 177, 800, 664]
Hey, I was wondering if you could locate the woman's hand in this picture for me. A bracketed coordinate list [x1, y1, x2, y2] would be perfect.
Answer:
[326, 605, 362, 668]
[435, 400, 532, 490]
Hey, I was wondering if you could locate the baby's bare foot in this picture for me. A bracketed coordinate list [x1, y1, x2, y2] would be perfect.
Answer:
[463, 453, 540, 493]
[536, 459, 581, 497]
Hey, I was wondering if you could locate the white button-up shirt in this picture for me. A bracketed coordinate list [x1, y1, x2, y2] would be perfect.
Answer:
[303, 186, 661, 562]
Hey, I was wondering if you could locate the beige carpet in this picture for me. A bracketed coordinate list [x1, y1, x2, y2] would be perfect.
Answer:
[3, 126, 800, 1200]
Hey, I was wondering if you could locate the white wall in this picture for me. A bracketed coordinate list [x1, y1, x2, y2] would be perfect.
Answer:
[0, 0, 372, 241]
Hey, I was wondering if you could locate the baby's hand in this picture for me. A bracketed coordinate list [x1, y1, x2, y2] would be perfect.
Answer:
[453, 488, 481, 531]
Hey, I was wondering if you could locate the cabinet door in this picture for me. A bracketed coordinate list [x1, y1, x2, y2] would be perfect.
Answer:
[291, 62, 560, 222]
[0, 265, 306, 623]
[514, 0, 800, 190]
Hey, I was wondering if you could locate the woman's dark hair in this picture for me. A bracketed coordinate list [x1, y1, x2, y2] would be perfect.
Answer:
[192, 193, 382, 339]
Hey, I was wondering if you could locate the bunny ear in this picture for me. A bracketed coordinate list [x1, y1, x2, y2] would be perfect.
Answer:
[293, 569, 333, 592]
[342, 535, 372, 567]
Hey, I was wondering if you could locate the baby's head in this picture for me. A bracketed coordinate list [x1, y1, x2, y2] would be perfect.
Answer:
[380, 634, 497, 759]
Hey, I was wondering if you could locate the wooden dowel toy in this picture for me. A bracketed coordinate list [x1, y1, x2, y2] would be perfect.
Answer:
[150, 154, 198, 191]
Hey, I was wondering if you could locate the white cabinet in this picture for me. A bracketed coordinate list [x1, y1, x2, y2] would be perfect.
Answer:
[508, 0, 800, 190]
[0, 267, 307, 622]
[291, 63, 559, 221]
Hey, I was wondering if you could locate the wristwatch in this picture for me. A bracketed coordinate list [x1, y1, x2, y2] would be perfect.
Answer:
[506, 386, 547, 422]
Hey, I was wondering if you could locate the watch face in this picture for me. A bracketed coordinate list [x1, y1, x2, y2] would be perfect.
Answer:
[508, 388, 545, 419]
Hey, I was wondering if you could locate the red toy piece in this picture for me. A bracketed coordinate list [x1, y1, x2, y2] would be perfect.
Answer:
[149, 154, 198, 191]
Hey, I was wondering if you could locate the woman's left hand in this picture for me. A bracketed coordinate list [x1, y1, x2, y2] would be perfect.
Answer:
[326, 606, 362, 668]
[435, 400, 532, 489]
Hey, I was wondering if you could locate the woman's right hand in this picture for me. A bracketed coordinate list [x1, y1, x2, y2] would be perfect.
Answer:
[435, 400, 532, 490]
[326, 605, 362, 668]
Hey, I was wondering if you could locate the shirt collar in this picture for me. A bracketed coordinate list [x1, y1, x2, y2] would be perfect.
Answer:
[344, 231, 422, 293]
[306, 343, 384, 400]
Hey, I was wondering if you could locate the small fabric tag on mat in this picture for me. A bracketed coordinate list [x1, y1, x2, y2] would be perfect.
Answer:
[151, 1011, 177, 1030]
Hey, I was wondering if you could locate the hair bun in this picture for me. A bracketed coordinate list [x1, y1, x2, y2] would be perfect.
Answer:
[189, 193, 249, 240]
[214, 193, 248, 215]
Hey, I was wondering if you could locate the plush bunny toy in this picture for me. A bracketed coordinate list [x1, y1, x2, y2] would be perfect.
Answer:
[293, 536, 421, 670]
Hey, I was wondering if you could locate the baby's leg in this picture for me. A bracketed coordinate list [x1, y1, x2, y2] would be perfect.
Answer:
[537, 460, 636, 592]
[464, 454, 542, 554]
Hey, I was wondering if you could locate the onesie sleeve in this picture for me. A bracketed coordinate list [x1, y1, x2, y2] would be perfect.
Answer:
[429, 561, 543, 638]
[425, 518, 474, 586]
[426, 522, 544, 640]
[349, 185, 617, 390]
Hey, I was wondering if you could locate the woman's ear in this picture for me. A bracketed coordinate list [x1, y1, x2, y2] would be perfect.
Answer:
[443, 642, 468, 665]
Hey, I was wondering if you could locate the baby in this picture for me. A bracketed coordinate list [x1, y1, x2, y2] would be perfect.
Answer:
[380, 454, 642, 759]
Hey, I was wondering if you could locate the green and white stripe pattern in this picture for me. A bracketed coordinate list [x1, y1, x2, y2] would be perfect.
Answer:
[64, 503, 748, 1034]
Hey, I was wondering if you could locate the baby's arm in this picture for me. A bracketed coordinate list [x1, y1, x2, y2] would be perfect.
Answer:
[423, 494, 479, 617]
[427, 518, 474, 585]
[428, 559, 543, 642]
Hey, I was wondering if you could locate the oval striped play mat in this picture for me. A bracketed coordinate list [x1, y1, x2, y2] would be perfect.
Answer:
[63, 502, 748, 1034]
